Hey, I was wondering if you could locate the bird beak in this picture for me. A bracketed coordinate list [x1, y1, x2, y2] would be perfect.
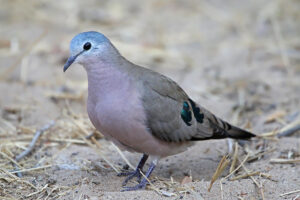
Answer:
[63, 50, 84, 72]
[63, 55, 76, 72]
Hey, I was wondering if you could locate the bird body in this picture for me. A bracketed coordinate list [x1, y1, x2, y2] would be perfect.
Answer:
[64, 31, 255, 190]
[84, 57, 193, 157]
[86, 62, 191, 157]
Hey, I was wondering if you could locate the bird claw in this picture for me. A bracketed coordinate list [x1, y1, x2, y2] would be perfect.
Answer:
[121, 180, 148, 191]
[118, 169, 142, 186]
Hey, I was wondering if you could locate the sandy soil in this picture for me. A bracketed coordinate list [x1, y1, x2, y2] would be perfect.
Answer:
[0, 0, 300, 199]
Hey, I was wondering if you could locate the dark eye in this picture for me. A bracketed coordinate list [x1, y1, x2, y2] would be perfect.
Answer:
[83, 42, 91, 50]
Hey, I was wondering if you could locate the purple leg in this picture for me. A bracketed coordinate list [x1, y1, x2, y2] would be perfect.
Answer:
[118, 154, 149, 186]
[121, 161, 156, 191]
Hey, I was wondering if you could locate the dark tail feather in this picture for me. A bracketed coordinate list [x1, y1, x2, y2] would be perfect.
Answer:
[227, 125, 256, 139]
[193, 123, 256, 141]
[191, 106, 256, 141]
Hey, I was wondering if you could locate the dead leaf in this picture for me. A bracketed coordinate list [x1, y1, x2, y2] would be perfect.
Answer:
[180, 176, 192, 185]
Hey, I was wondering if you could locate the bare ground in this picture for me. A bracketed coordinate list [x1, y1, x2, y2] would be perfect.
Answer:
[0, 0, 300, 199]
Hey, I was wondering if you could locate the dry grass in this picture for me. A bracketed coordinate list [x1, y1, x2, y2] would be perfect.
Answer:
[0, 0, 299, 199]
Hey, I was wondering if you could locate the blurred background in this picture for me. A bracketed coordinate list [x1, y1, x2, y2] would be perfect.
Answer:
[0, 0, 299, 199]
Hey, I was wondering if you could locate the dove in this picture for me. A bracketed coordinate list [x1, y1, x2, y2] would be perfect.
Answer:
[63, 31, 255, 191]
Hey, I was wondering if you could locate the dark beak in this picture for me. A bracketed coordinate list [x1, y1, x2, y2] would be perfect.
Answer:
[63, 50, 84, 72]
[63, 56, 76, 72]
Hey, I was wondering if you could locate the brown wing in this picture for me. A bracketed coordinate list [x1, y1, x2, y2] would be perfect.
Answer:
[129, 64, 255, 142]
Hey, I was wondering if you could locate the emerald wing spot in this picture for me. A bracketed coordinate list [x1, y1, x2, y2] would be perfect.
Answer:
[181, 101, 192, 126]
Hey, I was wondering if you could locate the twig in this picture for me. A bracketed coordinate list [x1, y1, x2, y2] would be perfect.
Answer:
[45, 186, 59, 200]
[230, 142, 238, 173]
[219, 154, 250, 199]
[0, 168, 18, 179]
[9, 164, 53, 174]
[230, 171, 260, 181]
[26, 184, 48, 197]
[0, 168, 37, 190]
[280, 189, 300, 197]
[270, 158, 300, 164]
[220, 179, 224, 200]
[111, 142, 135, 170]
[13, 120, 55, 177]
[15, 120, 55, 161]
[230, 171, 272, 181]
[257, 130, 278, 138]
[260, 173, 272, 180]
[224, 154, 249, 180]
[0, 151, 22, 168]
[6, 166, 22, 178]
[273, 113, 300, 138]
[240, 162, 265, 200]
[246, 148, 276, 162]
[278, 124, 300, 138]
[48, 138, 86, 144]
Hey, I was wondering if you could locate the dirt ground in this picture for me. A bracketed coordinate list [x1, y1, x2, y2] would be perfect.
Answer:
[0, 0, 300, 199]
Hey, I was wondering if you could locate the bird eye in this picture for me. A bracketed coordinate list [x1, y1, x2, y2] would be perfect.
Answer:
[83, 42, 91, 50]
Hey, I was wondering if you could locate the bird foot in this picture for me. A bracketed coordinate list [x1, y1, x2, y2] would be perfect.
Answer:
[117, 169, 142, 186]
[121, 180, 148, 191]
[120, 159, 156, 192]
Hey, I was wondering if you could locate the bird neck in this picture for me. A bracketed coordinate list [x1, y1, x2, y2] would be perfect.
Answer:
[85, 63, 131, 104]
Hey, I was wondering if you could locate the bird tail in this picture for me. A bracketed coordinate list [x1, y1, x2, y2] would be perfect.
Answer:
[226, 125, 256, 139]
[193, 102, 256, 140]
[202, 110, 256, 140]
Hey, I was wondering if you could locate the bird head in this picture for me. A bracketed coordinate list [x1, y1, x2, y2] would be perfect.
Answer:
[63, 31, 116, 72]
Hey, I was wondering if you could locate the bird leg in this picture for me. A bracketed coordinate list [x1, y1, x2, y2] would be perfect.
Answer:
[118, 154, 149, 186]
[122, 161, 156, 191]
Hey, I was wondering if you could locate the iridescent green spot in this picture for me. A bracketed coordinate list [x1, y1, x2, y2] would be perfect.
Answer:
[181, 101, 192, 126]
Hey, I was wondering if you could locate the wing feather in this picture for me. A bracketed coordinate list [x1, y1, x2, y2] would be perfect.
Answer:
[125, 63, 254, 142]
